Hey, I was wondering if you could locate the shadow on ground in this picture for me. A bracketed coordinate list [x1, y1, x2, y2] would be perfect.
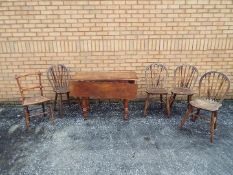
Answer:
[0, 100, 233, 175]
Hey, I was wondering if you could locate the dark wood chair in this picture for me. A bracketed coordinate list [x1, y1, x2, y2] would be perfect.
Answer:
[179, 71, 230, 143]
[169, 64, 198, 113]
[15, 72, 54, 129]
[47, 64, 70, 117]
[144, 63, 170, 116]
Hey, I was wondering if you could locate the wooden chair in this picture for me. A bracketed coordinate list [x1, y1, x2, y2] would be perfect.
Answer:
[169, 64, 198, 113]
[47, 64, 70, 117]
[179, 71, 230, 143]
[144, 63, 170, 116]
[15, 72, 54, 129]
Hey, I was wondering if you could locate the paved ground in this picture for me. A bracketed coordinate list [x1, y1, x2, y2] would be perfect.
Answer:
[0, 100, 233, 175]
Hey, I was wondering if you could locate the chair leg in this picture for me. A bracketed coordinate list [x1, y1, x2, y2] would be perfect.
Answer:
[160, 94, 163, 109]
[166, 94, 171, 117]
[42, 103, 46, 117]
[179, 105, 193, 128]
[187, 95, 192, 107]
[24, 106, 30, 129]
[210, 112, 216, 143]
[214, 111, 218, 129]
[59, 94, 64, 117]
[67, 92, 71, 106]
[191, 108, 200, 122]
[144, 93, 150, 116]
[54, 93, 58, 110]
[49, 104, 55, 125]
[169, 93, 176, 112]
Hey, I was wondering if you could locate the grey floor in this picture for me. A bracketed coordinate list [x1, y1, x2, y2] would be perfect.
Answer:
[0, 100, 233, 175]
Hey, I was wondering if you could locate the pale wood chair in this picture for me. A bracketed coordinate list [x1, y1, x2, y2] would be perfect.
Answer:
[179, 71, 230, 143]
[47, 64, 70, 117]
[15, 72, 54, 129]
[144, 63, 170, 116]
[169, 64, 198, 113]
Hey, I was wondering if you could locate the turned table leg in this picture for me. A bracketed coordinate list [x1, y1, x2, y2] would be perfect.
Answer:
[82, 97, 89, 120]
[123, 99, 129, 120]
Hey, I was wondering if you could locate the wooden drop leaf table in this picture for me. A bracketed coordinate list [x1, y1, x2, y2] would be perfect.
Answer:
[69, 71, 138, 120]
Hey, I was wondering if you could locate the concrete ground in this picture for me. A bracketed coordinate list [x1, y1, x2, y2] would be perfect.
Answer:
[0, 100, 233, 175]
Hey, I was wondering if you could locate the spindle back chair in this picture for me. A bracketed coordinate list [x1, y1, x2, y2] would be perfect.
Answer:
[15, 72, 54, 128]
[144, 63, 170, 116]
[47, 64, 70, 117]
[170, 64, 198, 113]
[179, 71, 230, 143]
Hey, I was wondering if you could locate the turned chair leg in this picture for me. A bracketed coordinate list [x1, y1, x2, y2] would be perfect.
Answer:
[169, 93, 176, 112]
[187, 95, 192, 107]
[191, 108, 200, 122]
[210, 112, 217, 143]
[24, 106, 30, 129]
[59, 94, 64, 117]
[67, 92, 70, 106]
[49, 104, 55, 125]
[42, 103, 46, 117]
[144, 93, 150, 116]
[166, 94, 171, 117]
[214, 112, 218, 129]
[179, 105, 193, 128]
[54, 93, 58, 110]
[160, 94, 163, 109]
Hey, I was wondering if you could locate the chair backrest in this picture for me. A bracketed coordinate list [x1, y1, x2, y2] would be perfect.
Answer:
[145, 63, 168, 90]
[199, 71, 230, 103]
[47, 64, 70, 91]
[174, 64, 198, 89]
[15, 72, 43, 103]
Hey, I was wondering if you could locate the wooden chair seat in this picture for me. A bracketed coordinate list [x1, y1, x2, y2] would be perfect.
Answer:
[146, 88, 168, 94]
[23, 96, 50, 106]
[190, 98, 222, 112]
[54, 87, 69, 94]
[171, 87, 195, 95]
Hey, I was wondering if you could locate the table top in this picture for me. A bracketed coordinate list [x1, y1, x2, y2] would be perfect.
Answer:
[72, 71, 138, 81]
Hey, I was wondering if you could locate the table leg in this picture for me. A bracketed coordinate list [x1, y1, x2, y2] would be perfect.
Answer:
[87, 97, 90, 111]
[82, 97, 89, 120]
[123, 99, 129, 120]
